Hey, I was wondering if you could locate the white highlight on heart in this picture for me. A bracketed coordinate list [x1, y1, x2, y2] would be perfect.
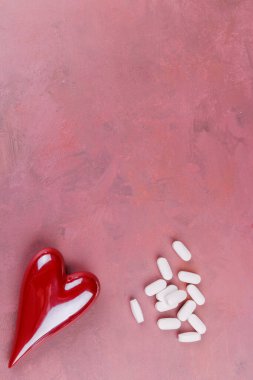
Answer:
[13, 290, 93, 365]
[65, 278, 83, 290]
[37, 254, 52, 270]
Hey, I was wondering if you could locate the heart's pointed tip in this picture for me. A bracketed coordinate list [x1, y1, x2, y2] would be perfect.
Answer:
[8, 357, 15, 368]
[8, 353, 22, 368]
[8, 348, 21, 368]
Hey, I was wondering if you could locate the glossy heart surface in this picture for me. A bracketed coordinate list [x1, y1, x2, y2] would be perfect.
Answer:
[9, 248, 100, 367]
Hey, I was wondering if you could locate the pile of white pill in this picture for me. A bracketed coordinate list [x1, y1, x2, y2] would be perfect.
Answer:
[129, 240, 206, 343]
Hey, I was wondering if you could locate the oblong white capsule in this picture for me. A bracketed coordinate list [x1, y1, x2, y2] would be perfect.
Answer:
[172, 241, 192, 261]
[178, 332, 201, 342]
[157, 257, 173, 280]
[187, 284, 205, 305]
[188, 314, 206, 334]
[130, 299, 144, 323]
[145, 279, 167, 296]
[165, 290, 187, 305]
[156, 285, 178, 301]
[177, 300, 196, 321]
[155, 301, 178, 312]
[178, 271, 201, 284]
[157, 318, 181, 330]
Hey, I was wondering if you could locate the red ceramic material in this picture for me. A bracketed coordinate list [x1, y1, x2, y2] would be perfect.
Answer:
[9, 248, 100, 368]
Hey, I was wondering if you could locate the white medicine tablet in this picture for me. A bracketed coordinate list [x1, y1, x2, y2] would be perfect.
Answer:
[178, 271, 201, 284]
[172, 241, 192, 261]
[157, 257, 173, 280]
[155, 301, 178, 312]
[188, 314, 206, 334]
[178, 332, 201, 343]
[177, 300, 196, 321]
[130, 299, 144, 324]
[145, 279, 167, 296]
[157, 318, 181, 330]
[156, 285, 178, 301]
[166, 290, 187, 305]
[187, 284, 205, 305]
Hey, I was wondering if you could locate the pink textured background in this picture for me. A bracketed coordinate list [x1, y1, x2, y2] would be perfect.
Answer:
[1, 1, 253, 379]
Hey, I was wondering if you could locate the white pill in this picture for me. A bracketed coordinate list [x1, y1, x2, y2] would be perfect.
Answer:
[177, 300, 196, 321]
[172, 240, 192, 261]
[156, 285, 178, 301]
[188, 314, 206, 334]
[157, 257, 173, 280]
[157, 318, 181, 330]
[130, 299, 144, 324]
[187, 284, 205, 305]
[178, 332, 201, 343]
[166, 290, 187, 305]
[155, 301, 178, 312]
[145, 279, 167, 296]
[178, 271, 201, 284]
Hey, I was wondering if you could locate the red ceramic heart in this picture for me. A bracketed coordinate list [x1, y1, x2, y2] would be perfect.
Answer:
[9, 247, 100, 367]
